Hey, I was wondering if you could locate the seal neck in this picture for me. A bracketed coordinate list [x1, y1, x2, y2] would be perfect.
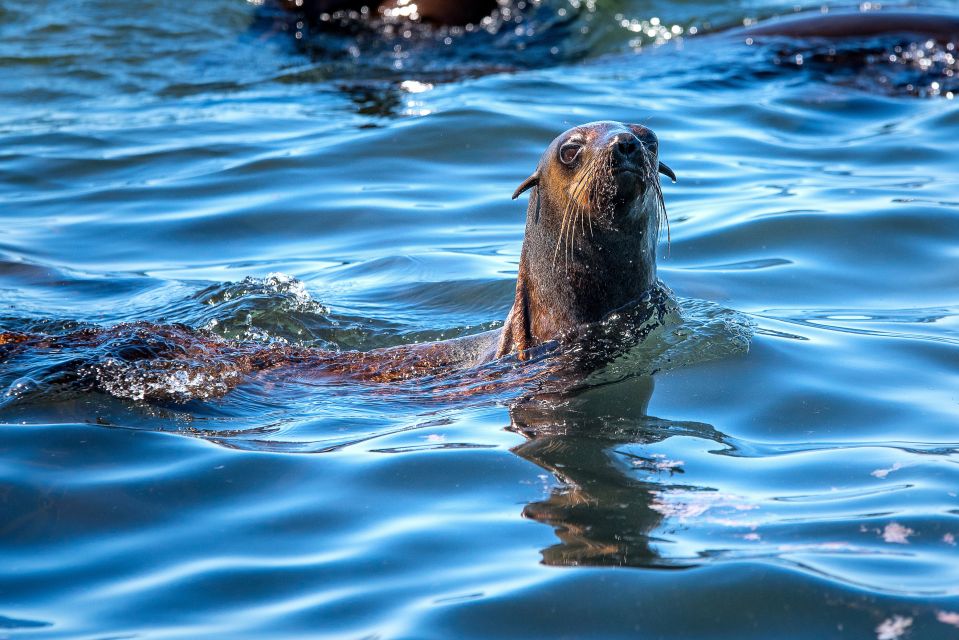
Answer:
[496, 186, 660, 358]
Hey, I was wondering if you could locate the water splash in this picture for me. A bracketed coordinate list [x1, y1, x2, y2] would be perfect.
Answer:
[190, 272, 333, 345]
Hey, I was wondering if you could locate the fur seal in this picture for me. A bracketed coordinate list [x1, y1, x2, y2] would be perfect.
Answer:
[319, 120, 677, 377]
[496, 120, 676, 358]
[0, 122, 677, 401]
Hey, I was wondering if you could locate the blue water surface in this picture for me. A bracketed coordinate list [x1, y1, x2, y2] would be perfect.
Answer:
[2, 0, 959, 637]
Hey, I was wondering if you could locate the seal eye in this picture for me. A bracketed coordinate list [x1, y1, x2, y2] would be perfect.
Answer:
[559, 143, 582, 166]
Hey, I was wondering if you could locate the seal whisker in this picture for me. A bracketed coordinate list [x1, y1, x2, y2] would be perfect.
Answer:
[568, 179, 585, 269]
[578, 191, 586, 239]
[595, 148, 615, 221]
[580, 155, 600, 240]
[587, 151, 611, 236]
[553, 183, 576, 268]
[553, 164, 584, 269]
[645, 150, 671, 258]
[567, 158, 595, 271]
[565, 195, 578, 271]
[659, 185, 671, 258]
[554, 185, 578, 270]
[583, 151, 604, 236]
[586, 198, 594, 237]
[565, 197, 576, 272]
[571, 199, 584, 269]
[555, 160, 588, 272]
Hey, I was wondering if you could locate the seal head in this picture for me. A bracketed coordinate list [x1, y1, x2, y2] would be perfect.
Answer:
[497, 121, 676, 358]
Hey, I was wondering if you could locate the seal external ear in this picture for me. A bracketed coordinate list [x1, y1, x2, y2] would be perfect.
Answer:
[512, 172, 540, 200]
[658, 162, 677, 183]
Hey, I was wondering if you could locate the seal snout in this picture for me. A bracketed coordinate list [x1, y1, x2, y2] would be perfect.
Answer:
[610, 132, 641, 160]
[608, 131, 646, 176]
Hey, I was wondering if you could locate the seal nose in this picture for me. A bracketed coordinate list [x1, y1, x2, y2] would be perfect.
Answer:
[610, 133, 641, 161]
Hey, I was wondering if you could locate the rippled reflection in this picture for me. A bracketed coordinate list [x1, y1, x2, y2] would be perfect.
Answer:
[511, 373, 959, 597]
[512, 376, 678, 567]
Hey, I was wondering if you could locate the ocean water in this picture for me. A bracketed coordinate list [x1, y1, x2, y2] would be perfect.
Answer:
[2, 0, 959, 637]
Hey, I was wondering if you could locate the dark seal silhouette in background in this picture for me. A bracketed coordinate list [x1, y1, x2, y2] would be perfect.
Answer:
[277, 0, 499, 27]
[263, 2, 959, 101]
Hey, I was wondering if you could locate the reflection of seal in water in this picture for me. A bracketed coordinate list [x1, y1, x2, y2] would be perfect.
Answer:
[0, 122, 676, 401]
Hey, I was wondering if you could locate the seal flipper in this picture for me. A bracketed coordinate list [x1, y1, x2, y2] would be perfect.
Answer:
[495, 270, 534, 359]
[500, 171, 540, 359]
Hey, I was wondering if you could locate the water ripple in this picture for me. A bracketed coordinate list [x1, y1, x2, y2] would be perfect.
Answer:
[3, 0, 959, 636]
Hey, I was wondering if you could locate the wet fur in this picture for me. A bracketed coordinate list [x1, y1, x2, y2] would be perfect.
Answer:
[497, 122, 666, 358]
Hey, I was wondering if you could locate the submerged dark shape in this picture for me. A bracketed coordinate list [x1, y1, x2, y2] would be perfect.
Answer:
[723, 9, 959, 97]
[265, 3, 959, 101]
[0, 122, 677, 403]
[257, 0, 581, 87]
[737, 10, 959, 41]
[278, 0, 498, 27]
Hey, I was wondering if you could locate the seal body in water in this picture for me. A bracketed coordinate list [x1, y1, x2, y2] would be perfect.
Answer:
[0, 122, 677, 400]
